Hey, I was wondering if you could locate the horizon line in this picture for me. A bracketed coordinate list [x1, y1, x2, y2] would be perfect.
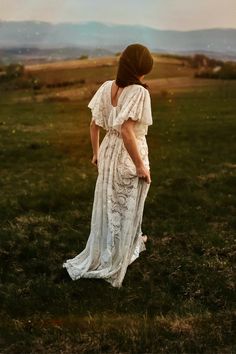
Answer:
[1, 19, 236, 32]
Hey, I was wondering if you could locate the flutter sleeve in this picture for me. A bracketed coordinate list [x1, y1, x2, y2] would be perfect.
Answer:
[87, 81, 108, 128]
[111, 85, 153, 129]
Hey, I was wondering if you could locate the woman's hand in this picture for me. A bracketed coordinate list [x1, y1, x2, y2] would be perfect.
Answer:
[136, 164, 151, 184]
[121, 118, 151, 184]
[91, 154, 98, 167]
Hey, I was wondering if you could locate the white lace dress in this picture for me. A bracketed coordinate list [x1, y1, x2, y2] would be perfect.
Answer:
[62, 80, 153, 288]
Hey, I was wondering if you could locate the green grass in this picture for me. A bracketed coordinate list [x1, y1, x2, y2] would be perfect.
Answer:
[0, 80, 235, 353]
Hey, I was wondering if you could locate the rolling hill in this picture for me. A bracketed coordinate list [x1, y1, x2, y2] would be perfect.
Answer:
[0, 21, 236, 62]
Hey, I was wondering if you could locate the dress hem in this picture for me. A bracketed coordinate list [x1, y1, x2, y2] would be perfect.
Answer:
[62, 235, 147, 287]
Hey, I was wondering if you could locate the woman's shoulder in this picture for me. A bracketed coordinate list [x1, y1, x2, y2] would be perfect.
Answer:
[126, 85, 150, 104]
[97, 80, 111, 90]
[102, 80, 148, 92]
[130, 83, 148, 91]
[94, 80, 112, 93]
[126, 84, 150, 98]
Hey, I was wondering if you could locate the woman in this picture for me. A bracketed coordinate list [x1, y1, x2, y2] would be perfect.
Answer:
[62, 43, 154, 288]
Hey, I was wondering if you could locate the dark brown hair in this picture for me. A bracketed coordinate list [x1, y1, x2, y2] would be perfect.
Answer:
[115, 43, 154, 90]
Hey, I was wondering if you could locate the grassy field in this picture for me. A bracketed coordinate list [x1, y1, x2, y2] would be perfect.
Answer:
[0, 61, 235, 353]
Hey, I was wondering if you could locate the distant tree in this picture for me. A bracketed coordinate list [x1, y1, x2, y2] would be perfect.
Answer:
[79, 55, 88, 60]
[6, 63, 24, 78]
[190, 54, 224, 69]
[194, 61, 236, 80]
[219, 62, 236, 79]
[208, 58, 224, 67]
[190, 54, 208, 68]
[30, 77, 42, 90]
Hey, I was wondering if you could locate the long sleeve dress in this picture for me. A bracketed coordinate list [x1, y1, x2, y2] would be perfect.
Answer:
[62, 80, 153, 288]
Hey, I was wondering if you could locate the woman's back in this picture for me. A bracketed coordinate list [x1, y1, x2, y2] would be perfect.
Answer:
[88, 80, 153, 137]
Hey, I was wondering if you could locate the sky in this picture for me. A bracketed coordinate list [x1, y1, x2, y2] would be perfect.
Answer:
[0, 0, 236, 30]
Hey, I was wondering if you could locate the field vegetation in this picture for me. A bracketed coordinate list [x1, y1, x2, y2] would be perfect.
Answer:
[0, 54, 235, 353]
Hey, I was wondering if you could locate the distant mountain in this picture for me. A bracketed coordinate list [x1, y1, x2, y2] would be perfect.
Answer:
[0, 21, 236, 61]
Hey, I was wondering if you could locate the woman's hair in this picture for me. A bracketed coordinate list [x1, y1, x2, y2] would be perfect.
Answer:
[115, 43, 154, 89]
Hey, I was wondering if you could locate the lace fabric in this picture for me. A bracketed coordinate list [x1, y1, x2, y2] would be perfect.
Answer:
[88, 80, 153, 135]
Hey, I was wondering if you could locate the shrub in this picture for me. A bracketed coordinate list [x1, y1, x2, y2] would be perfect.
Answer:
[6, 63, 24, 78]
[31, 77, 42, 90]
[43, 96, 71, 102]
[189, 54, 224, 69]
[79, 55, 88, 60]
[14, 78, 34, 89]
[195, 62, 236, 80]
[45, 79, 86, 89]
[219, 62, 236, 79]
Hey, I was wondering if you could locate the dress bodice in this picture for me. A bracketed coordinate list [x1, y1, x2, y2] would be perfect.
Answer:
[88, 80, 153, 137]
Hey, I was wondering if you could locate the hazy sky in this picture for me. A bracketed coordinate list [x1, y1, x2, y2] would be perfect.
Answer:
[0, 0, 236, 30]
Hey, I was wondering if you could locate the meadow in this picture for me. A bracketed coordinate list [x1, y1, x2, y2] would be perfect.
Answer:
[0, 56, 235, 353]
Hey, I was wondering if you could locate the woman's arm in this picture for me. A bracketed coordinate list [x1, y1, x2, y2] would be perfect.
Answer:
[90, 119, 100, 167]
[121, 118, 151, 183]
